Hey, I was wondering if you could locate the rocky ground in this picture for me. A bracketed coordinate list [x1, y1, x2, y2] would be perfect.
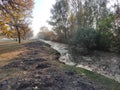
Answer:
[0, 41, 108, 90]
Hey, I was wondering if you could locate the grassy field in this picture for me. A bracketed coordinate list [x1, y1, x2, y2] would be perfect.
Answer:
[0, 40, 29, 82]
[0, 40, 28, 67]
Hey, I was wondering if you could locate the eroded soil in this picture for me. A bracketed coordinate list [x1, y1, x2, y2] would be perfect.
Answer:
[0, 41, 107, 90]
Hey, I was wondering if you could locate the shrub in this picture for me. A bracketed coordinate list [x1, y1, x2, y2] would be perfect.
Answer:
[71, 27, 114, 51]
[95, 30, 113, 51]
[72, 27, 98, 50]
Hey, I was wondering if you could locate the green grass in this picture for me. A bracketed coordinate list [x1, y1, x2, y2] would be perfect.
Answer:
[48, 48, 59, 55]
[63, 65, 120, 90]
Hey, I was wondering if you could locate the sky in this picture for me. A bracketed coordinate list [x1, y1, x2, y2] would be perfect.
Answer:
[32, 0, 55, 36]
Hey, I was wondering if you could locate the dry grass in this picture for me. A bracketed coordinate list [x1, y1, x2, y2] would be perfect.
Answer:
[0, 40, 28, 54]
[0, 48, 27, 67]
[0, 40, 30, 82]
[0, 40, 28, 67]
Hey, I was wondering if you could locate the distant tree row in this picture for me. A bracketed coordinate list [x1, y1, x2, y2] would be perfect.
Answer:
[37, 26, 56, 41]
[0, 0, 34, 43]
[48, 0, 120, 52]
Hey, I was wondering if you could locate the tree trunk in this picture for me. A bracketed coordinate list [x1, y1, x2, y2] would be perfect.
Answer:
[23, 28, 26, 40]
[16, 26, 21, 44]
[18, 31, 21, 44]
[64, 28, 67, 39]
[64, 31, 67, 39]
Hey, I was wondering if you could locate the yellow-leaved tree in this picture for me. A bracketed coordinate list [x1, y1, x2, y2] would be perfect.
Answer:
[0, 0, 34, 43]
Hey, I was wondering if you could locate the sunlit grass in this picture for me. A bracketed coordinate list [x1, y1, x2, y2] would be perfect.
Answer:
[0, 40, 28, 54]
[0, 40, 29, 67]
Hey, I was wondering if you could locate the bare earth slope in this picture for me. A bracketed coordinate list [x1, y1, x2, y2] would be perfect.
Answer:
[0, 41, 107, 90]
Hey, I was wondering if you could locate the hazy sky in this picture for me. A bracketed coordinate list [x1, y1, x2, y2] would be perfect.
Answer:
[32, 0, 55, 36]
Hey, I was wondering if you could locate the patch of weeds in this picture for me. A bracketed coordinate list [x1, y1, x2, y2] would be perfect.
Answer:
[48, 48, 58, 55]
[64, 65, 120, 90]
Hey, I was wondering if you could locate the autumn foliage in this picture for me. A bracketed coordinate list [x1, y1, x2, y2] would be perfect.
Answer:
[0, 0, 34, 43]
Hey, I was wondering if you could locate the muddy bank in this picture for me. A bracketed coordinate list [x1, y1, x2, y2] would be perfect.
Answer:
[42, 40, 120, 83]
[70, 49, 120, 82]
[0, 41, 107, 90]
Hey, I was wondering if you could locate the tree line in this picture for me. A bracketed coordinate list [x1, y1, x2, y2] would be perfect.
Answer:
[0, 0, 34, 43]
[48, 0, 120, 52]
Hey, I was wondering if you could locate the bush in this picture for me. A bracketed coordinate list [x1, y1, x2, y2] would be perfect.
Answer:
[95, 30, 113, 51]
[71, 27, 114, 51]
[72, 27, 98, 50]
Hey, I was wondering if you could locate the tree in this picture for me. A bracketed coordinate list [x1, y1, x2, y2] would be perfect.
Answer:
[37, 28, 56, 41]
[48, 0, 69, 40]
[68, 13, 77, 38]
[40, 26, 49, 32]
[49, 0, 120, 52]
[0, 0, 34, 43]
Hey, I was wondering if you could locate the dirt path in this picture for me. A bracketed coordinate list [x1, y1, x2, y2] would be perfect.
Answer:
[0, 41, 107, 90]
